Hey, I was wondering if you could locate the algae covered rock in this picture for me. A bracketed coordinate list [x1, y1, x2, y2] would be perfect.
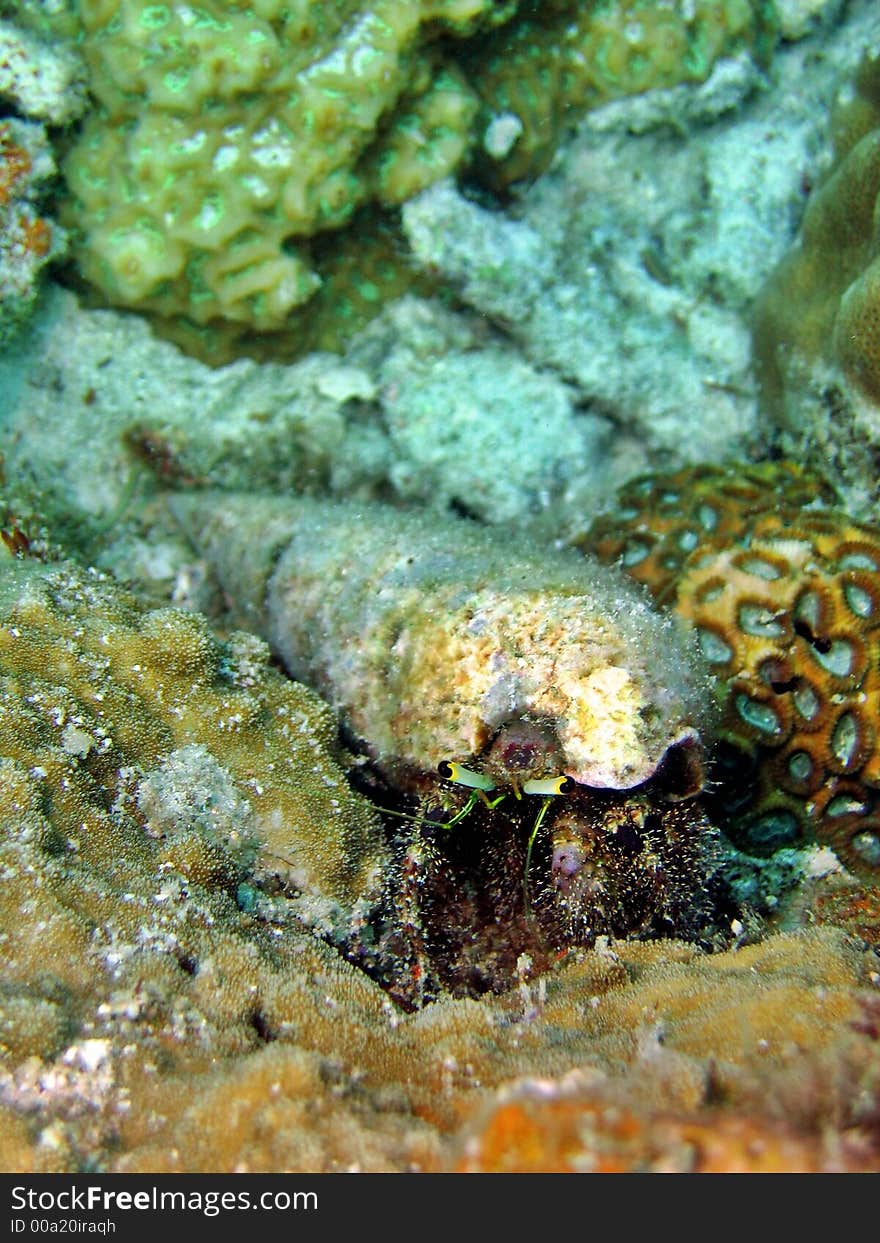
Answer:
[0, 118, 64, 344]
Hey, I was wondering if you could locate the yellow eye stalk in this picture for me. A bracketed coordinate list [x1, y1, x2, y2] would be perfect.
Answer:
[437, 762, 575, 894]
[437, 761, 497, 792]
[436, 761, 505, 827]
[437, 761, 573, 800]
[522, 775, 575, 797]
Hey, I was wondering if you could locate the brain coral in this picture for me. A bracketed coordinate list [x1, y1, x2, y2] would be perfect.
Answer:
[752, 50, 880, 414]
[577, 462, 880, 878]
[0, 552, 388, 937]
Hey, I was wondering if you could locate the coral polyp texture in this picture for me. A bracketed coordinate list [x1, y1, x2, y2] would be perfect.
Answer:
[59, 0, 506, 352]
[0, 554, 388, 938]
[577, 462, 880, 877]
[57, 0, 786, 360]
[171, 492, 712, 793]
[752, 50, 880, 416]
[464, 0, 779, 189]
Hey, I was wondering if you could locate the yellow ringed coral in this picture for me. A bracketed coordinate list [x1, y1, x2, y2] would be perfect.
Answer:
[577, 462, 880, 878]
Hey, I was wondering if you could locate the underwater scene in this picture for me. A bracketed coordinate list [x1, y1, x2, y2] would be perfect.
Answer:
[2, 0, 880, 1173]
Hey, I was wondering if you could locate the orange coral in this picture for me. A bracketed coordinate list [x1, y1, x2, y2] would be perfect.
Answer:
[0, 120, 54, 292]
[577, 462, 880, 877]
[19, 214, 50, 260]
[581, 461, 833, 604]
[809, 876, 880, 948]
[455, 1089, 839, 1173]
[0, 124, 30, 205]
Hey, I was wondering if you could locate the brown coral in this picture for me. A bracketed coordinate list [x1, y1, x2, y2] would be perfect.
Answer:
[752, 51, 880, 414]
[0, 556, 388, 934]
[577, 462, 880, 877]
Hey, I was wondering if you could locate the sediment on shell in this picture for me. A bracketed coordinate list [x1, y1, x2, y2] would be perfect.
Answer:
[171, 492, 715, 792]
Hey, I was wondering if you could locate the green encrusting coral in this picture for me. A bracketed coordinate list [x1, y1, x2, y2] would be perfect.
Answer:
[60, 0, 507, 358]
[464, 0, 779, 189]
[58, 0, 782, 361]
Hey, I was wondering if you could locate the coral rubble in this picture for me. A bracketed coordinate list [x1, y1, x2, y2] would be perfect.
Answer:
[0, 287, 614, 572]
[0, 14, 85, 124]
[0, 118, 62, 343]
[578, 462, 880, 878]
[0, 9, 86, 342]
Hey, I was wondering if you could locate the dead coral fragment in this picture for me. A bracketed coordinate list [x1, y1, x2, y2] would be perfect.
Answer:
[0, 15, 87, 124]
[578, 461, 880, 877]
[0, 118, 61, 339]
[172, 492, 713, 792]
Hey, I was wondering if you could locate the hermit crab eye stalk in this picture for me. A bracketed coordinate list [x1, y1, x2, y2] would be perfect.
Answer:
[522, 775, 575, 797]
[436, 761, 505, 827]
[437, 761, 498, 792]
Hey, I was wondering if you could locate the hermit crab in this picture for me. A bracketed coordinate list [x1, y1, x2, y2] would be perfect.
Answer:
[171, 492, 732, 1000]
